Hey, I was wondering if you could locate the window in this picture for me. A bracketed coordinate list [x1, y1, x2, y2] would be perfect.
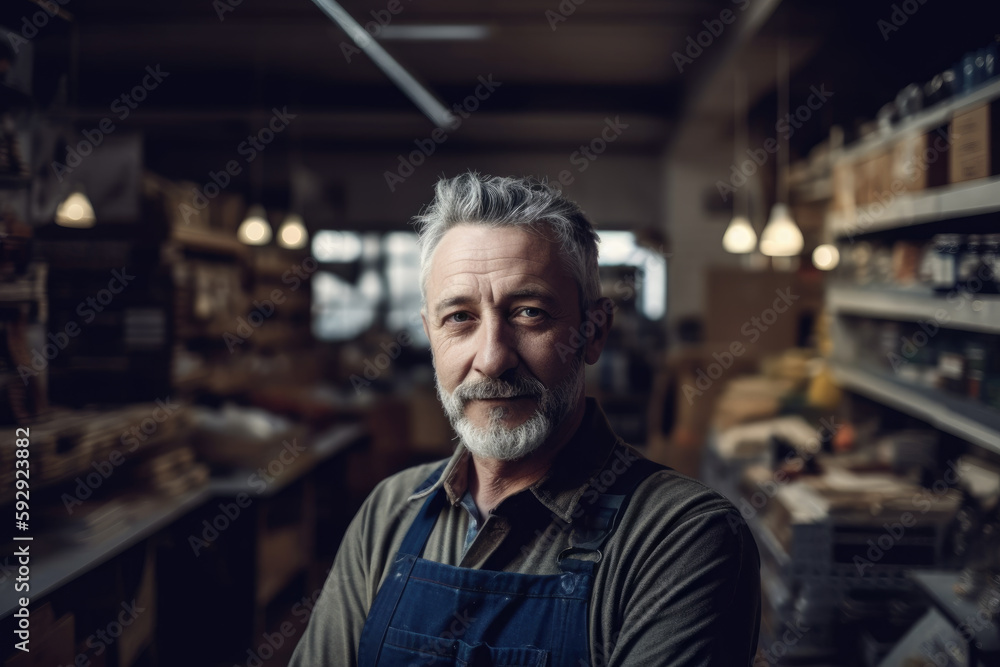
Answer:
[597, 231, 667, 320]
[309, 229, 666, 343]
[311, 231, 427, 344]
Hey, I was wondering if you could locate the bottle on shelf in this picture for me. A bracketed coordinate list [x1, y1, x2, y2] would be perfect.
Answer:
[930, 234, 962, 293]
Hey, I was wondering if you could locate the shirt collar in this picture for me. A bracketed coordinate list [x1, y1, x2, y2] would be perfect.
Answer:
[408, 398, 623, 524]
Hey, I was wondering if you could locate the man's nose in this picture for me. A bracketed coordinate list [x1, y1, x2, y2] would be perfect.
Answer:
[472, 314, 519, 379]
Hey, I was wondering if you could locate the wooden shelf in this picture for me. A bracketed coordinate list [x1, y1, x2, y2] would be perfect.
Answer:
[0, 487, 211, 619]
[170, 226, 249, 259]
[0, 423, 366, 620]
[827, 285, 1000, 334]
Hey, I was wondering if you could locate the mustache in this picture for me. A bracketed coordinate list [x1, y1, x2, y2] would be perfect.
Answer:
[453, 373, 546, 402]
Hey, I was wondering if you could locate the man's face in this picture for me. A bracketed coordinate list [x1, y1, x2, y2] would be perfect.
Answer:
[422, 224, 595, 461]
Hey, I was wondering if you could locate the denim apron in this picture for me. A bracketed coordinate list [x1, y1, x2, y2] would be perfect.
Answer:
[357, 457, 662, 667]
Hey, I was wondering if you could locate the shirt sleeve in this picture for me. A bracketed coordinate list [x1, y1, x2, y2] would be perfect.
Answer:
[604, 507, 761, 666]
[289, 490, 378, 667]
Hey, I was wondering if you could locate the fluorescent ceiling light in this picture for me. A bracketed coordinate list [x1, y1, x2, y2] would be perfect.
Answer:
[310, 0, 457, 129]
[378, 25, 490, 41]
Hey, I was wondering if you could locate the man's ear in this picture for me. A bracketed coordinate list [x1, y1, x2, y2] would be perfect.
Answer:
[583, 297, 615, 365]
[421, 310, 430, 341]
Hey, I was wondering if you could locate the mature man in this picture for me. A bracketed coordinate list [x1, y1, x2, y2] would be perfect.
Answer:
[291, 173, 760, 666]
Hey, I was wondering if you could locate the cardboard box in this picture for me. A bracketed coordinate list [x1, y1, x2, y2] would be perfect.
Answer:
[891, 132, 927, 193]
[926, 125, 951, 188]
[870, 149, 892, 201]
[832, 161, 855, 214]
[949, 103, 991, 183]
[852, 157, 871, 206]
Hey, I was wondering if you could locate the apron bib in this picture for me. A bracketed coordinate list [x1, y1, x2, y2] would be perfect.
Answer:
[358, 457, 662, 667]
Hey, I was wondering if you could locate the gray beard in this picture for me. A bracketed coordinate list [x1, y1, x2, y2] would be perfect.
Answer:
[435, 357, 584, 462]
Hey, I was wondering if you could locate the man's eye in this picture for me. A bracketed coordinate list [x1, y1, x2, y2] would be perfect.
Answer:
[447, 312, 471, 323]
[518, 307, 543, 318]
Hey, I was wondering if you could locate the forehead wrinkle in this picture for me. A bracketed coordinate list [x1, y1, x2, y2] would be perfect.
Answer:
[434, 271, 559, 310]
[435, 251, 554, 274]
[426, 225, 572, 311]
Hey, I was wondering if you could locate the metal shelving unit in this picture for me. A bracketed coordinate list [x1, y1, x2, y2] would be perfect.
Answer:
[824, 75, 1000, 455]
[830, 362, 1000, 455]
[827, 286, 1000, 334]
[827, 176, 1000, 237]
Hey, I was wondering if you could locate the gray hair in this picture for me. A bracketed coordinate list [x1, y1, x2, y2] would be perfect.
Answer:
[413, 172, 601, 311]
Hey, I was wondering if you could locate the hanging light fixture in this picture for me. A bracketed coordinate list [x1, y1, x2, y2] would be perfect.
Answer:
[55, 188, 96, 228]
[723, 216, 758, 253]
[760, 204, 803, 256]
[237, 205, 272, 245]
[812, 243, 840, 270]
[723, 71, 758, 254]
[760, 37, 803, 258]
[277, 213, 308, 249]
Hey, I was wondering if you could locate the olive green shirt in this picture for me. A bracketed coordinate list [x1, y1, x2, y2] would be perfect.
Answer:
[291, 398, 760, 666]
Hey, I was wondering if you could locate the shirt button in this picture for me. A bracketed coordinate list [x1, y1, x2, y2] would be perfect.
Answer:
[561, 575, 577, 595]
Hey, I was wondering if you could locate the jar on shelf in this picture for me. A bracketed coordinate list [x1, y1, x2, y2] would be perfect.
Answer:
[851, 241, 874, 286]
[964, 338, 987, 401]
[872, 244, 895, 285]
[937, 335, 966, 395]
[981, 233, 1000, 294]
[930, 234, 962, 293]
[892, 240, 921, 286]
[957, 234, 982, 293]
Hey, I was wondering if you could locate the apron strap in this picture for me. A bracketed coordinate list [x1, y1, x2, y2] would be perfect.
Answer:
[397, 462, 449, 557]
[558, 456, 666, 572]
